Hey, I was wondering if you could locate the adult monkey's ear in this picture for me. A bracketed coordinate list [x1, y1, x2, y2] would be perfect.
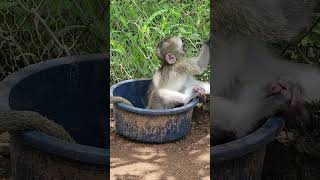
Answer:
[165, 53, 176, 64]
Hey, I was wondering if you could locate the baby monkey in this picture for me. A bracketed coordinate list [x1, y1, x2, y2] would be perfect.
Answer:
[146, 37, 210, 109]
[111, 37, 210, 109]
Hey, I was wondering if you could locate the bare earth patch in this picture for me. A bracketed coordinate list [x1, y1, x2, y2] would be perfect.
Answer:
[110, 107, 210, 180]
[0, 133, 10, 180]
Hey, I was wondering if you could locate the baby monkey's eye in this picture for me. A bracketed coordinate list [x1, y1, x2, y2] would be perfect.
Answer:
[181, 37, 186, 44]
[183, 46, 186, 52]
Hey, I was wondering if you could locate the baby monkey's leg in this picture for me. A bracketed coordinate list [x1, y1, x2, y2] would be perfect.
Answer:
[266, 78, 304, 109]
[212, 79, 304, 138]
[184, 78, 210, 96]
[148, 88, 203, 109]
[194, 81, 210, 94]
[265, 78, 310, 127]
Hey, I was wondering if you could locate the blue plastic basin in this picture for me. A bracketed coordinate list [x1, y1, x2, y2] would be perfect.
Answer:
[211, 117, 285, 180]
[110, 79, 198, 143]
[0, 54, 108, 179]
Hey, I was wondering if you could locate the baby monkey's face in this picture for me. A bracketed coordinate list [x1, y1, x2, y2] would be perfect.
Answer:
[171, 37, 187, 55]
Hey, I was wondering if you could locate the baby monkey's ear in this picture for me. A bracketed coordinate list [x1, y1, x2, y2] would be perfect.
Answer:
[165, 53, 176, 64]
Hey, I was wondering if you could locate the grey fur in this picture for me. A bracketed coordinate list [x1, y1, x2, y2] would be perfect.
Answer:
[147, 37, 210, 109]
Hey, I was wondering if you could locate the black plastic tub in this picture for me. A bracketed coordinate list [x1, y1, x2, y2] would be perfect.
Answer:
[111, 79, 198, 143]
[0, 54, 108, 180]
[211, 117, 285, 180]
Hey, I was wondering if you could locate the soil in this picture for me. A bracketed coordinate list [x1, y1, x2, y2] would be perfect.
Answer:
[0, 155, 9, 180]
[110, 107, 210, 180]
[262, 140, 320, 180]
[0, 133, 10, 180]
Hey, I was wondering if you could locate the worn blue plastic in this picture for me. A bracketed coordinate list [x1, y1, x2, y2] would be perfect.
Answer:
[212, 117, 285, 180]
[0, 54, 108, 166]
[110, 79, 198, 143]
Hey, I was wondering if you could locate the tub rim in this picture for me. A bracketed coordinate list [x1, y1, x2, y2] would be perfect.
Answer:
[0, 53, 108, 166]
[211, 117, 285, 163]
[110, 79, 199, 115]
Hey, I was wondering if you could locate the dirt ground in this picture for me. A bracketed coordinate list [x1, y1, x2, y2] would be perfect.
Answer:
[262, 140, 320, 180]
[0, 133, 10, 180]
[0, 155, 10, 180]
[110, 107, 210, 180]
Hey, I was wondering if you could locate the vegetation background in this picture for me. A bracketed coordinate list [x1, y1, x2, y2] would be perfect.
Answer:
[110, 0, 210, 84]
[0, 0, 107, 81]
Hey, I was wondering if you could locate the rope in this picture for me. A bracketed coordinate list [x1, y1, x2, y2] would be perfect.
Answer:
[0, 111, 76, 143]
[110, 96, 133, 107]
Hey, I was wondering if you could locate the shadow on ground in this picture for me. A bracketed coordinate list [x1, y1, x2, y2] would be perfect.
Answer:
[110, 107, 210, 180]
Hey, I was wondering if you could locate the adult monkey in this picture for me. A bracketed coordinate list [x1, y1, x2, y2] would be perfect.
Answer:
[210, 0, 319, 139]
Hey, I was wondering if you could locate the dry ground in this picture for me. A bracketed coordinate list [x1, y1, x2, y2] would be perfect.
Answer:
[110, 107, 210, 180]
[0, 133, 10, 180]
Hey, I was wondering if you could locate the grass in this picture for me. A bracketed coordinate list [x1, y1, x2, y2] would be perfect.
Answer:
[0, 0, 107, 80]
[110, 0, 210, 84]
